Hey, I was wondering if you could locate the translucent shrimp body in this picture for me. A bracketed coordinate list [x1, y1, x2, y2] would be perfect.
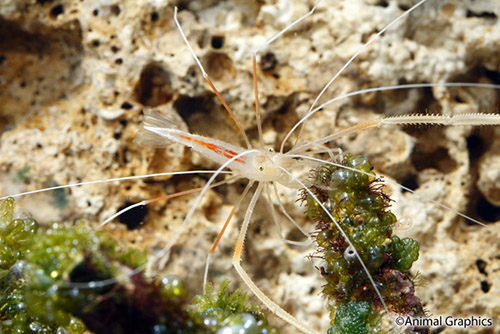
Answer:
[137, 110, 298, 187]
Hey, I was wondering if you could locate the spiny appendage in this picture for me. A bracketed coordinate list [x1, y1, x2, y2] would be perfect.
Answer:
[0, 198, 278, 334]
[303, 155, 427, 334]
[381, 113, 500, 126]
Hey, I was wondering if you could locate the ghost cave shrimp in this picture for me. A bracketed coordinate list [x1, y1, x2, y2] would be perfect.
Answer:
[1, 0, 500, 333]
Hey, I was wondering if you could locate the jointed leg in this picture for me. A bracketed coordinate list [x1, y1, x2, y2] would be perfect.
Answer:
[266, 183, 312, 247]
[203, 180, 255, 288]
[232, 182, 318, 334]
[298, 140, 343, 161]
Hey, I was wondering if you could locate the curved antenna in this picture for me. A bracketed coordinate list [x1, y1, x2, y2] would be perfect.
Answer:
[272, 183, 311, 241]
[97, 176, 240, 228]
[253, 0, 323, 55]
[266, 183, 312, 246]
[174, 7, 252, 148]
[285, 82, 500, 154]
[280, 0, 429, 153]
[252, 56, 264, 148]
[289, 154, 500, 233]
[0, 170, 234, 201]
[251, 0, 322, 149]
[231, 182, 319, 334]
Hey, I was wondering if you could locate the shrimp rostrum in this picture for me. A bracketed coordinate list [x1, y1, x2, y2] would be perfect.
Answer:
[1, 0, 500, 333]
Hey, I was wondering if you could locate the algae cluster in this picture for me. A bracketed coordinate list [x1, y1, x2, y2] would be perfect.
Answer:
[305, 155, 426, 334]
[0, 197, 278, 334]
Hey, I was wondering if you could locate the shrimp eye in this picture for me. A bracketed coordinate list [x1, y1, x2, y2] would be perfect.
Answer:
[259, 166, 264, 171]
[268, 147, 274, 152]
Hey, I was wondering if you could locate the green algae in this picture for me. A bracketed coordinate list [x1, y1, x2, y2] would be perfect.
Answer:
[0, 197, 278, 334]
[304, 155, 426, 333]
[327, 301, 379, 334]
[189, 280, 279, 334]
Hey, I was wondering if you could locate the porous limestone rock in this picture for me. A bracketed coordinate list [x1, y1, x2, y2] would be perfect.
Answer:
[0, 0, 499, 333]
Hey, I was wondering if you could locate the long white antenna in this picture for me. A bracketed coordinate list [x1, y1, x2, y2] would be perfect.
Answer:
[280, 0, 429, 152]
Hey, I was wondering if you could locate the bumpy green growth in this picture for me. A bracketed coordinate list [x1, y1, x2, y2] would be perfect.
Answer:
[190, 280, 279, 334]
[327, 301, 378, 334]
[0, 198, 278, 334]
[304, 155, 426, 333]
[390, 236, 420, 273]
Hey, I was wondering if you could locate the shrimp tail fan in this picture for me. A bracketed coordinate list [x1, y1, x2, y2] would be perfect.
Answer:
[134, 109, 179, 148]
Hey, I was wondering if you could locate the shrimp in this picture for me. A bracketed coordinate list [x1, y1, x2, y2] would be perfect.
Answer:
[1, 0, 499, 333]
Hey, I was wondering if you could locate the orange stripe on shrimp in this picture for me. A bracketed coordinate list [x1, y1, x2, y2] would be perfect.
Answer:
[178, 134, 247, 163]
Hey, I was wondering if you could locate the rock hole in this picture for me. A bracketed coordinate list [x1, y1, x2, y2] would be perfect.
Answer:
[110, 5, 121, 16]
[475, 259, 487, 275]
[466, 10, 497, 19]
[260, 52, 277, 71]
[454, 94, 465, 103]
[484, 68, 500, 84]
[401, 174, 418, 192]
[0, 14, 82, 131]
[411, 146, 457, 174]
[117, 201, 148, 230]
[466, 134, 485, 163]
[174, 95, 212, 127]
[286, 228, 307, 245]
[203, 52, 235, 82]
[151, 12, 159, 22]
[211, 35, 224, 49]
[120, 101, 133, 110]
[50, 4, 64, 19]
[474, 195, 500, 223]
[480, 280, 491, 293]
[135, 63, 173, 106]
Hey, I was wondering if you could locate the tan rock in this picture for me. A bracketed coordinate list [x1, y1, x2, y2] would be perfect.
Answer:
[0, 0, 499, 333]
